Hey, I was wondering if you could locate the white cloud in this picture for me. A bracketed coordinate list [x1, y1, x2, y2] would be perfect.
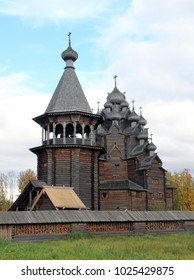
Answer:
[143, 100, 194, 173]
[0, 71, 50, 172]
[83, 0, 194, 174]
[1, 0, 194, 176]
[0, 0, 117, 25]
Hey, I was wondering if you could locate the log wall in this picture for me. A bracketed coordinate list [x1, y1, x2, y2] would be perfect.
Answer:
[1, 220, 194, 241]
[1, 211, 194, 241]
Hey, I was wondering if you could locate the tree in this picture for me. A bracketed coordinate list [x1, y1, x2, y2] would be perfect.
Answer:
[18, 169, 37, 193]
[166, 169, 194, 210]
[0, 174, 10, 211]
[0, 181, 7, 211]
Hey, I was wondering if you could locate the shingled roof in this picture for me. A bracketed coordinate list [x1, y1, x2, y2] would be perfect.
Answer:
[1, 210, 194, 225]
[30, 186, 87, 210]
[45, 36, 92, 115]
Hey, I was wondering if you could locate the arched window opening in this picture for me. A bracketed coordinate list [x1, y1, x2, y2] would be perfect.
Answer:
[55, 123, 63, 138]
[76, 123, 82, 139]
[42, 126, 47, 142]
[66, 123, 74, 138]
[84, 125, 91, 139]
[48, 124, 53, 140]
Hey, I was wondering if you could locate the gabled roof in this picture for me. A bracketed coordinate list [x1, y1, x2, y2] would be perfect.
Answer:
[30, 186, 87, 210]
[9, 180, 47, 211]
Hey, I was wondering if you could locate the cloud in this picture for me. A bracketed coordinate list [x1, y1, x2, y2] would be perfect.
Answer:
[82, 0, 194, 174]
[0, 71, 50, 172]
[0, 0, 118, 25]
[1, 0, 194, 176]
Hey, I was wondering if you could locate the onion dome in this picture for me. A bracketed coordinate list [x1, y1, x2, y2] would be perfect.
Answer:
[138, 107, 147, 126]
[61, 32, 78, 63]
[137, 128, 148, 140]
[107, 75, 125, 104]
[104, 100, 113, 109]
[139, 114, 147, 126]
[109, 108, 121, 121]
[120, 100, 129, 108]
[128, 110, 140, 122]
[147, 142, 157, 152]
[108, 86, 125, 104]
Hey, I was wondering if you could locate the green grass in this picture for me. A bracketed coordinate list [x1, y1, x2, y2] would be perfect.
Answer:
[1, 232, 194, 260]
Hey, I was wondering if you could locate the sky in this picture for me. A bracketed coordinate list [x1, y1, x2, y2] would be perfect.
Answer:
[0, 0, 194, 177]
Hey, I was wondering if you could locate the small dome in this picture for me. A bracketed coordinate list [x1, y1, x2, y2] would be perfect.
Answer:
[128, 110, 140, 122]
[120, 100, 129, 108]
[61, 46, 78, 62]
[104, 101, 113, 109]
[139, 115, 147, 126]
[147, 142, 157, 151]
[137, 129, 148, 140]
[109, 108, 121, 121]
[61, 33, 78, 62]
[108, 86, 125, 104]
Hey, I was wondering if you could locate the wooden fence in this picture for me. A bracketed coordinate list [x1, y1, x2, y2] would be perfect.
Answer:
[0, 210, 194, 241]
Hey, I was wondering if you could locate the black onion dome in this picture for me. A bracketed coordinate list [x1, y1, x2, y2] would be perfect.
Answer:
[147, 142, 157, 151]
[61, 33, 78, 62]
[61, 46, 78, 62]
[108, 86, 125, 104]
[104, 100, 113, 109]
[120, 100, 129, 108]
[128, 110, 140, 122]
[139, 114, 147, 126]
[109, 108, 121, 120]
[137, 128, 148, 140]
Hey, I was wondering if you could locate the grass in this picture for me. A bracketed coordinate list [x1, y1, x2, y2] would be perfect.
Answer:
[0, 232, 194, 260]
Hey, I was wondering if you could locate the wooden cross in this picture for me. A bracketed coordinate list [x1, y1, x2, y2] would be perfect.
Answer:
[113, 75, 117, 87]
[97, 101, 100, 112]
[132, 100, 135, 110]
[68, 32, 71, 45]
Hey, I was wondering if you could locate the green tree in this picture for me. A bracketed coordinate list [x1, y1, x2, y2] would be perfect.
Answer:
[0, 185, 7, 211]
[18, 169, 37, 193]
[166, 169, 194, 210]
[0, 174, 9, 211]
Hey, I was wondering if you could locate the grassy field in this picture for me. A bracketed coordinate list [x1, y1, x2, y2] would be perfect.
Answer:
[0, 232, 194, 260]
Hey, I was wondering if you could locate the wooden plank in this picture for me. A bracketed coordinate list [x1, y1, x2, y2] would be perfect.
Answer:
[1, 210, 194, 225]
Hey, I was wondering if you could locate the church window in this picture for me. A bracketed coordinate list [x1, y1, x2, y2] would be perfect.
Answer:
[102, 192, 108, 198]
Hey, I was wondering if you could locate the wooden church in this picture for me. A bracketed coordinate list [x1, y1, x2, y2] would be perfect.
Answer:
[9, 35, 174, 212]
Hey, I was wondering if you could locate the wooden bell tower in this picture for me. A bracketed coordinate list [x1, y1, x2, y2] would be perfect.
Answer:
[30, 34, 104, 210]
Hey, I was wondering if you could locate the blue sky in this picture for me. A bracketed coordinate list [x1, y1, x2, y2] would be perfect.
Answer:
[1, 0, 194, 176]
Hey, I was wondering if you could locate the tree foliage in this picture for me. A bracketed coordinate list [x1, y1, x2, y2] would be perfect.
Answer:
[0, 182, 7, 211]
[0, 173, 13, 211]
[18, 169, 37, 193]
[166, 169, 194, 210]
